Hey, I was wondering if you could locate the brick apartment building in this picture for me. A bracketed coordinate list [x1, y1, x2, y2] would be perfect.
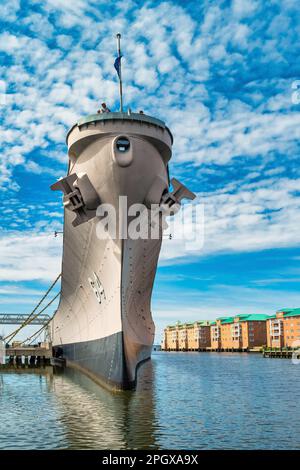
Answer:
[210, 318, 225, 350]
[163, 321, 211, 351]
[267, 308, 300, 348]
[190, 321, 211, 350]
[162, 323, 178, 351]
[163, 311, 300, 352]
[210, 314, 269, 351]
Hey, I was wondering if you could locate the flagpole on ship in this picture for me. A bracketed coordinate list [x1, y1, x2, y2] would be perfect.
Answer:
[116, 33, 123, 112]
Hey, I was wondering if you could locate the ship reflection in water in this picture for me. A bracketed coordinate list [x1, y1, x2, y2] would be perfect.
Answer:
[51, 361, 158, 450]
[0, 358, 157, 450]
[0, 352, 300, 449]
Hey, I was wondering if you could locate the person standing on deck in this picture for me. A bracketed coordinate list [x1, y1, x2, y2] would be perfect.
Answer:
[97, 102, 111, 114]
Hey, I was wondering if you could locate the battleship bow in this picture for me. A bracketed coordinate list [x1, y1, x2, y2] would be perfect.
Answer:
[51, 111, 194, 390]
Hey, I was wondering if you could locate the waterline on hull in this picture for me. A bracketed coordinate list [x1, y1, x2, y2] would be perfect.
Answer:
[55, 332, 152, 391]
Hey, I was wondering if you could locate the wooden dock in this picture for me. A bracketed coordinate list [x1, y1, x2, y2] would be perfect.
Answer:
[263, 350, 300, 359]
[6, 346, 52, 358]
[0, 346, 53, 368]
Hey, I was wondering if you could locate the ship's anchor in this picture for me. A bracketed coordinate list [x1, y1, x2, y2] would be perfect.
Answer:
[161, 177, 196, 211]
[150, 178, 196, 232]
[51, 173, 101, 227]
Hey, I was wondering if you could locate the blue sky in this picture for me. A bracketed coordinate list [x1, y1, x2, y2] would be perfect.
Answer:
[0, 0, 300, 342]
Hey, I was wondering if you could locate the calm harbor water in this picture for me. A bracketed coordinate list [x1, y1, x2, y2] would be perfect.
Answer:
[0, 352, 299, 450]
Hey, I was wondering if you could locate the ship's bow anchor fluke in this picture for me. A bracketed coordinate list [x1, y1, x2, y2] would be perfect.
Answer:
[160, 177, 196, 214]
[150, 177, 196, 232]
[50, 173, 101, 227]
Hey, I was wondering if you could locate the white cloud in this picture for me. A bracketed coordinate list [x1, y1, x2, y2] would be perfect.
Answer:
[0, 33, 25, 52]
[56, 34, 73, 49]
[1, 0, 20, 22]
[22, 13, 54, 38]
[0, 0, 298, 190]
[232, 0, 258, 19]
[0, 233, 62, 281]
[153, 284, 300, 341]
[4, 175, 300, 283]
[1, 1, 300, 272]
[0, 285, 45, 297]
[160, 176, 300, 262]
[26, 160, 62, 177]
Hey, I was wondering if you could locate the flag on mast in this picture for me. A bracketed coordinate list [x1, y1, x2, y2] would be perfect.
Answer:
[114, 55, 122, 78]
[115, 33, 123, 112]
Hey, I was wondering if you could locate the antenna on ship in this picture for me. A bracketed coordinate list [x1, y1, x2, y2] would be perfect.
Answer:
[114, 33, 123, 112]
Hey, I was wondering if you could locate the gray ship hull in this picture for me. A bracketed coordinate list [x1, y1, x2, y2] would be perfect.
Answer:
[51, 113, 172, 390]
[58, 333, 151, 390]
[52, 219, 162, 390]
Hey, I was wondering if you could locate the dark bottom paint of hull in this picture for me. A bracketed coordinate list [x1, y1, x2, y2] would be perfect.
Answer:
[52, 332, 151, 391]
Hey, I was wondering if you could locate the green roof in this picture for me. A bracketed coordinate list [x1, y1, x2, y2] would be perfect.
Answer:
[235, 314, 270, 322]
[285, 311, 300, 318]
[165, 313, 272, 330]
[217, 316, 234, 324]
[215, 314, 270, 324]
[277, 308, 300, 318]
